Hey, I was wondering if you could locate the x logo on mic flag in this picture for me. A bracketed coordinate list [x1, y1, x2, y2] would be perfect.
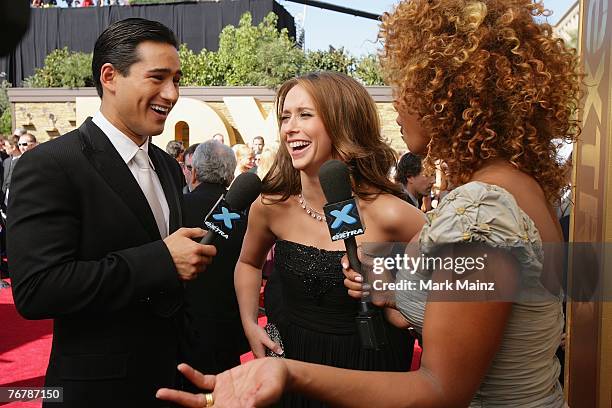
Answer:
[212, 207, 241, 229]
[330, 203, 357, 229]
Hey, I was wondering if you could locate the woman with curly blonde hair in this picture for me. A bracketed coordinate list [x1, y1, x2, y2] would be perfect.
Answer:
[157, 1, 581, 407]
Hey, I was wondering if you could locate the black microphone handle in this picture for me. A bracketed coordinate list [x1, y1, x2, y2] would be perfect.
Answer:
[344, 236, 361, 274]
[344, 236, 369, 313]
[199, 229, 216, 246]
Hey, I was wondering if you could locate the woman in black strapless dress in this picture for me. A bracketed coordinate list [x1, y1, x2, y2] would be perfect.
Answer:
[270, 240, 414, 407]
[233, 72, 425, 407]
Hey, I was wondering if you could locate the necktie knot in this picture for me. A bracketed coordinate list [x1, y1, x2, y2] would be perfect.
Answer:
[133, 149, 151, 170]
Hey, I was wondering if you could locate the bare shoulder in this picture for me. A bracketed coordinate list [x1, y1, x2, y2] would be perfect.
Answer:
[258, 194, 291, 214]
[361, 194, 426, 241]
[471, 164, 562, 241]
[471, 163, 544, 202]
[255, 194, 293, 225]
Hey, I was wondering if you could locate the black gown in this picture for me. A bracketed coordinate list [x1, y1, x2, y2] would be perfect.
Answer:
[269, 240, 414, 407]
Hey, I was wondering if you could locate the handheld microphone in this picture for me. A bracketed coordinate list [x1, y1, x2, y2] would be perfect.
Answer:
[318, 160, 387, 350]
[200, 172, 262, 246]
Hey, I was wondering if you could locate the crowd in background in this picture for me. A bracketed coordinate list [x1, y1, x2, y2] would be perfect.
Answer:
[31, 0, 128, 7]
[164, 135, 274, 192]
[0, 128, 39, 288]
[160, 135, 453, 212]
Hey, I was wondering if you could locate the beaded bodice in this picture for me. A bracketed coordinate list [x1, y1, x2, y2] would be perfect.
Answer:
[275, 240, 344, 301]
[273, 240, 359, 334]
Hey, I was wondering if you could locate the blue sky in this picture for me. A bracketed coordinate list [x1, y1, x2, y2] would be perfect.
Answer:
[276, 0, 578, 56]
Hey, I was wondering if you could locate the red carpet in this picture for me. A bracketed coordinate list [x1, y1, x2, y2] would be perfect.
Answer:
[0, 281, 52, 408]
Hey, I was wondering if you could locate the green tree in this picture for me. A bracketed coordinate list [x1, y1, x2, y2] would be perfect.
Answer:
[24, 48, 93, 88]
[215, 12, 304, 86]
[0, 78, 10, 114]
[354, 54, 385, 85]
[0, 109, 11, 135]
[0, 79, 12, 134]
[302, 46, 355, 75]
[22, 12, 387, 90]
[178, 44, 224, 86]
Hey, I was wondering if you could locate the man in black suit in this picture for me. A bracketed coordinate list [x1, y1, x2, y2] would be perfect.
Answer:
[2, 137, 21, 205]
[181, 140, 249, 383]
[7, 18, 216, 407]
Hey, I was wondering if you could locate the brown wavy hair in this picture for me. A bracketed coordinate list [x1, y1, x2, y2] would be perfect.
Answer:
[262, 72, 402, 202]
[380, 0, 582, 201]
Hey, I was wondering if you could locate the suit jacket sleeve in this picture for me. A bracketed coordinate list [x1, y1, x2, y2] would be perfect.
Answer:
[7, 147, 180, 320]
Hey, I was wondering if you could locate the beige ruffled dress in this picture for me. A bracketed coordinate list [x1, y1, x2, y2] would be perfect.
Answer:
[396, 181, 566, 407]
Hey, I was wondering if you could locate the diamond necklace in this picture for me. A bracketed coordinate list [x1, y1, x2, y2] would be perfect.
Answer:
[297, 193, 326, 222]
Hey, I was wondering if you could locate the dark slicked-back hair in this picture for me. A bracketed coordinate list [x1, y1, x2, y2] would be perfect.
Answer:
[92, 18, 179, 98]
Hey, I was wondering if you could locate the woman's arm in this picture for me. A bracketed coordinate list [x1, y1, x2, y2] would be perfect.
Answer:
[159, 247, 518, 407]
[234, 196, 281, 357]
[377, 193, 426, 243]
[290, 245, 518, 407]
[158, 294, 514, 407]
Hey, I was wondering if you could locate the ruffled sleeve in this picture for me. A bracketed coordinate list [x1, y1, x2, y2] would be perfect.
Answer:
[419, 182, 542, 270]
[395, 182, 545, 332]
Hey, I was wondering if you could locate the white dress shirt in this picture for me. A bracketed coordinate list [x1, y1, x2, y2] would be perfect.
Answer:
[92, 111, 170, 233]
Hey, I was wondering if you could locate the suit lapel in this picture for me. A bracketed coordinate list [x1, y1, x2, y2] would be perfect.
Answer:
[79, 118, 161, 241]
[8, 158, 17, 179]
[149, 146, 182, 233]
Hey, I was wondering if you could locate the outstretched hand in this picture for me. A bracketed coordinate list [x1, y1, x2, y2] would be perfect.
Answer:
[157, 359, 289, 408]
[156, 364, 216, 407]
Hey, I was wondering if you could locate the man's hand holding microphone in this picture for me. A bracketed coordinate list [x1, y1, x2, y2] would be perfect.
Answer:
[164, 227, 216, 281]
[166, 172, 263, 281]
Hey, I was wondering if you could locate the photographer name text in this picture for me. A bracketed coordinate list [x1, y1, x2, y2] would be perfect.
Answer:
[373, 279, 495, 291]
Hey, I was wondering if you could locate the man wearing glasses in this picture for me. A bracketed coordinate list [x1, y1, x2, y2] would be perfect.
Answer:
[1, 135, 28, 205]
[18, 133, 38, 155]
[182, 143, 200, 193]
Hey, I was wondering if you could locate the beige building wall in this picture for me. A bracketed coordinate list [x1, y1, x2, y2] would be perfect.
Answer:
[13, 101, 78, 141]
[8, 87, 404, 152]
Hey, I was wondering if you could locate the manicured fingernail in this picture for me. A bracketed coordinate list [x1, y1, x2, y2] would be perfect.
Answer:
[363, 283, 371, 290]
[342, 260, 349, 269]
[354, 275, 363, 282]
[363, 291, 370, 297]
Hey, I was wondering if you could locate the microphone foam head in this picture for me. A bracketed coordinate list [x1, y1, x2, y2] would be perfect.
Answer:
[225, 172, 263, 210]
[318, 159, 352, 202]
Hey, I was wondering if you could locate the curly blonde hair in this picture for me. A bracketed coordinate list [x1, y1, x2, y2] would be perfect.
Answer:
[380, 0, 582, 201]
